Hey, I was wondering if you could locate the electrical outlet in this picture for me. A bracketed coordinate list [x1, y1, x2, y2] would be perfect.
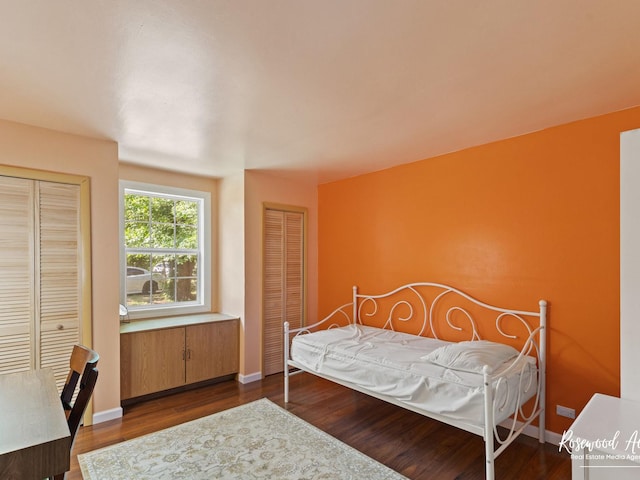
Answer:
[556, 405, 576, 419]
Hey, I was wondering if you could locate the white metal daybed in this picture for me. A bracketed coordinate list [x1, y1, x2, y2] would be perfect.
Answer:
[283, 283, 547, 480]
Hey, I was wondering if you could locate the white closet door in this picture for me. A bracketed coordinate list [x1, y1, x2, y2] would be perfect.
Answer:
[0, 177, 35, 374]
[263, 208, 304, 376]
[0, 177, 81, 392]
[284, 212, 303, 331]
[38, 181, 81, 391]
[263, 209, 285, 376]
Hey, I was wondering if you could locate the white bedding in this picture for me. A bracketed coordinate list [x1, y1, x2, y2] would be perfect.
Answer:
[290, 325, 537, 427]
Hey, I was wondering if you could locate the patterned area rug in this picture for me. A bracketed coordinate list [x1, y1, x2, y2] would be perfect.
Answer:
[78, 398, 407, 479]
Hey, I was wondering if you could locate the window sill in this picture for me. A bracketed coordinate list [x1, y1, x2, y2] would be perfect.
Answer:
[119, 312, 239, 334]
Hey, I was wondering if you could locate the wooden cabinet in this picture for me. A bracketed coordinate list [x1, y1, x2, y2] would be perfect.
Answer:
[120, 318, 239, 400]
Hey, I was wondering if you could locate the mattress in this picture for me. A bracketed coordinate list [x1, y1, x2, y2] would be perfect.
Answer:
[290, 324, 537, 428]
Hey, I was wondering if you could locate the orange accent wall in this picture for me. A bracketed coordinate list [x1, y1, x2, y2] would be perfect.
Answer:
[318, 106, 640, 435]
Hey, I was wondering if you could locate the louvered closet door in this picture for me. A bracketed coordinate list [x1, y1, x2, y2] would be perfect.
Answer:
[0, 177, 35, 373]
[263, 208, 304, 376]
[38, 181, 81, 391]
[0, 177, 81, 392]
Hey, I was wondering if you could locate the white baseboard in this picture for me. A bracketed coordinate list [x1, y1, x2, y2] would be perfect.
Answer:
[499, 419, 563, 446]
[238, 371, 262, 384]
[545, 429, 563, 446]
[93, 406, 123, 425]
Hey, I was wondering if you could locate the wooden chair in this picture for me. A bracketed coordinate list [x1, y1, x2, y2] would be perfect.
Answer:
[60, 344, 99, 413]
[55, 345, 100, 480]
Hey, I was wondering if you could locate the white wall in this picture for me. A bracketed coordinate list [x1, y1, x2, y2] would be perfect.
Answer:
[621, 128, 640, 401]
[0, 119, 121, 419]
[244, 171, 318, 380]
[218, 173, 247, 374]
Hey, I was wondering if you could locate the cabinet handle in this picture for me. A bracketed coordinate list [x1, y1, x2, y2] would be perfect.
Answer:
[182, 349, 186, 360]
[187, 349, 191, 360]
[57, 324, 64, 330]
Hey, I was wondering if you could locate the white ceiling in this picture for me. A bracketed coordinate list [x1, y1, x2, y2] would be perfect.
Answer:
[1, 1, 639, 184]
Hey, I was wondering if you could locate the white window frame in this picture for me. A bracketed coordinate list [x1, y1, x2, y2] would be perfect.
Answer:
[119, 180, 211, 319]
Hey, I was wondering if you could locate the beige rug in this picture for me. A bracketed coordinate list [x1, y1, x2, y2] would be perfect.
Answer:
[78, 398, 407, 479]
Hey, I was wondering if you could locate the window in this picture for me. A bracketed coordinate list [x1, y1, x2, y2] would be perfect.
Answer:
[120, 181, 211, 318]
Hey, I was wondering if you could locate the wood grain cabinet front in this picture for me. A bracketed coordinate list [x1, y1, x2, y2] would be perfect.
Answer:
[120, 319, 239, 400]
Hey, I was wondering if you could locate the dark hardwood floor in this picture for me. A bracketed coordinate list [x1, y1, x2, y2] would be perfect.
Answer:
[69, 374, 570, 479]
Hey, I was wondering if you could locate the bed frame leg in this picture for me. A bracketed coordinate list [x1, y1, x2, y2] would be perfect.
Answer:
[483, 367, 495, 480]
[485, 447, 495, 480]
[538, 300, 547, 444]
[284, 321, 290, 403]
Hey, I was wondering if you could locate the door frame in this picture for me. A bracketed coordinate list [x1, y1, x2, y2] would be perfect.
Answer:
[0, 164, 93, 422]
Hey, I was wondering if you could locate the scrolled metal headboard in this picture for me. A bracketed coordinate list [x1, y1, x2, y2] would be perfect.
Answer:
[352, 283, 546, 347]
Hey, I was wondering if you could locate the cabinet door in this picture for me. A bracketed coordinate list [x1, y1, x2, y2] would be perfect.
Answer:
[120, 328, 185, 399]
[186, 321, 238, 384]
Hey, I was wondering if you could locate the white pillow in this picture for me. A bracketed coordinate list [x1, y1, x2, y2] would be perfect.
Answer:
[422, 340, 519, 374]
